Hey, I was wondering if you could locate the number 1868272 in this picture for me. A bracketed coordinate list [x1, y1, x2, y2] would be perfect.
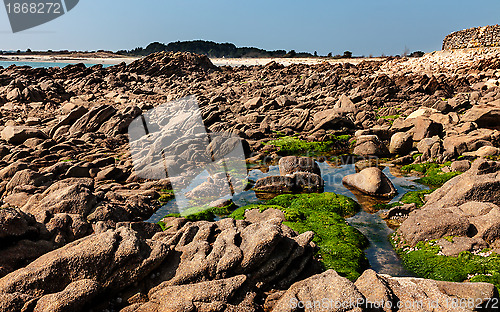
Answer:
[5, 2, 62, 14]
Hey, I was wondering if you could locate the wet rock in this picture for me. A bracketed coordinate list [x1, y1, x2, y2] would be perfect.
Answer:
[278, 156, 321, 176]
[342, 167, 397, 198]
[379, 203, 417, 220]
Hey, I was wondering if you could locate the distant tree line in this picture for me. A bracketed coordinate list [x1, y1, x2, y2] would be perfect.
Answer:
[116, 40, 315, 58]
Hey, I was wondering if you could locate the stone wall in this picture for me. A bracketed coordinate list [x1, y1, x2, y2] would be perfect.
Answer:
[443, 25, 500, 50]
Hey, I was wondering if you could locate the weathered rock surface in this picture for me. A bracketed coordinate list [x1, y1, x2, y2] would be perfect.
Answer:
[422, 158, 500, 210]
[389, 132, 413, 155]
[353, 135, 390, 157]
[254, 172, 324, 194]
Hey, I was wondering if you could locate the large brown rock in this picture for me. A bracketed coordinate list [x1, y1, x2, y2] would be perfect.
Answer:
[353, 135, 390, 157]
[443, 128, 498, 158]
[379, 272, 496, 312]
[33, 279, 100, 312]
[397, 208, 471, 247]
[279, 156, 321, 176]
[342, 167, 397, 198]
[254, 172, 324, 194]
[411, 116, 443, 141]
[312, 109, 354, 131]
[134, 276, 249, 312]
[389, 132, 413, 155]
[68, 105, 116, 136]
[422, 158, 500, 210]
[354, 269, 395, 312]
[462, 100, 500, 128]
[0, 225, 169, 309]
[21, 178, 97, 220]
[273, 270, 365, 311]
[1, 126, 47, 145]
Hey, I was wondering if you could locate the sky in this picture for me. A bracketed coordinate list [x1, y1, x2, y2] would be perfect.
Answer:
[0, 0, 499, 56]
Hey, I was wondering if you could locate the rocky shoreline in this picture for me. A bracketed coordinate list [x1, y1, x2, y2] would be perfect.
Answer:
[0, 49, 499, 311]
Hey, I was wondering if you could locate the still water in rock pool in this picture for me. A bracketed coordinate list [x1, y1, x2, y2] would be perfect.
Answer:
[148, 160, 428, 277]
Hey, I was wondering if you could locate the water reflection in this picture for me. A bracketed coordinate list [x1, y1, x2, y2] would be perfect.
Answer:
[148, 159, 428, 277]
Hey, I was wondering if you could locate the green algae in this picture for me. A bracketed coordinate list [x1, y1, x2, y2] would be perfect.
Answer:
[265, 135, 350, 155]
[392, 234, 500, 290]
[230, 192, 368, 281]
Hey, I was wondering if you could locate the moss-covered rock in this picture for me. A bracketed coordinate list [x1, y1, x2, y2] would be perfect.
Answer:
[158, 189, 175, 203]
[230, 193, 368, 281]
[265, 135, 350, 155]
[392, 233, 500, 290]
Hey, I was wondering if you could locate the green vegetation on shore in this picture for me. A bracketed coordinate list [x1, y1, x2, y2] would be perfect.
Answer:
[230, 193, 369, 280]
[118, 40, 314, 58]
[265, 135, 350, 155]
[392, 234, 500, 289]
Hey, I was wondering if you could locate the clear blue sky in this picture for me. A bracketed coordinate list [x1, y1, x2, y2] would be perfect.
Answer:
[0, 0, 499, 56]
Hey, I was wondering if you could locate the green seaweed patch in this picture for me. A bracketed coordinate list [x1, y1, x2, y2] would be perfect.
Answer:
[158, 190, 175, 203]
[228, 204, 285, 220]
[392, 234, 500, 290]
[179, 202, 238, 222]
[230, 193, 368, 280]
[267, 192, 360, 218]
[401, 163, 440, 174]
[265, 135, 350, 155]
[400, 189, 434, 208]
[416, 171, 461, 187]
[402, 163, 462, 188]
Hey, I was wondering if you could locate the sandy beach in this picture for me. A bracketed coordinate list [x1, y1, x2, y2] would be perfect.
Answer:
[210, 56, 385, 67]
[0, 54, 138, 65]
